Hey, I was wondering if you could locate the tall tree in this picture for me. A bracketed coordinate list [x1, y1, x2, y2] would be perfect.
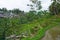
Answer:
[2, 8, 7, 12]
[27, 0, 42, 11]
[12, 9, 21, 14]
[49, 0, 60, 15]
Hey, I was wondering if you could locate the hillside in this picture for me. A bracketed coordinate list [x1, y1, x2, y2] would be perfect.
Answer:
[0, 15, 60, 40]
[0, 0, 60, 40]
[21, 15, 60, 40]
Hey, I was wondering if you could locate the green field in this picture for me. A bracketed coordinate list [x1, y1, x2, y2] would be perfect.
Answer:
[0, 15, 60, 40]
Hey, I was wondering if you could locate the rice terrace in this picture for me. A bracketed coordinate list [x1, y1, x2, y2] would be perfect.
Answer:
[0, 0, 60, 40]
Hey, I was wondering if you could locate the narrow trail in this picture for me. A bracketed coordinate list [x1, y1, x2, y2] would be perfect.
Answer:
[41, 30, 53, 40]
[41, 26, 60, 40]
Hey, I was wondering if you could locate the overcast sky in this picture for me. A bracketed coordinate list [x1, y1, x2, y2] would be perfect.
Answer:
[0, 0, 52, 12]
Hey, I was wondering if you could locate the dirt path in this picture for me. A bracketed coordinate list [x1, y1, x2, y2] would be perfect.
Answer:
[41, 30, 53, 40]
[41, 26, 60, 40]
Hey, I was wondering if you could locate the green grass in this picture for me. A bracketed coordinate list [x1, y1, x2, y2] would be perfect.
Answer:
[21, 15, 60, 40]
[0, 15, 60, 40]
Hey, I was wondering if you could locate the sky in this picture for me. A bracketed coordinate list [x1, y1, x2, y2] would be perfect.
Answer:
[0, 0, 52, 12]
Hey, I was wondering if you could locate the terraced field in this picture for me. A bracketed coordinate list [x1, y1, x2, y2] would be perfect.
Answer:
[0, 15, 60, 40]
[21, 16, 60, 40]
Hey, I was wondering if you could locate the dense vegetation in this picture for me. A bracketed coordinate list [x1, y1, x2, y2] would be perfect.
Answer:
[0, 0, 60, 40]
